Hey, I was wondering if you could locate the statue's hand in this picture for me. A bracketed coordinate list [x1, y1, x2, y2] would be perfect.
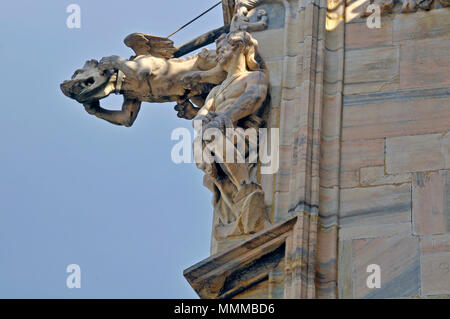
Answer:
[174, 100, 200, 120]
[203, 114, 232, 133]
[99, 55, 122, 71]
[192, 111, 217, 134]
[83, 101, 100, 115]
[181, 71, 203, 90]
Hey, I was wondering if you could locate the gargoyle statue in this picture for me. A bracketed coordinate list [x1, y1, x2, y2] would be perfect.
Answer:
[61, 33, 226, 125]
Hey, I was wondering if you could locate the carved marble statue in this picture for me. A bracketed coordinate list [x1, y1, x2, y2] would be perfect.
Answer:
[231, 0, 269, 32]
[186, 31, 271, 240]
[61, 33, 226, 125]
[61, 8, 272, 242]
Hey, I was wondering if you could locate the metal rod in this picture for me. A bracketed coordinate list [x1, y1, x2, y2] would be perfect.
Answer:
[173, 24, 230, 58]
[167, 1, 222, 38]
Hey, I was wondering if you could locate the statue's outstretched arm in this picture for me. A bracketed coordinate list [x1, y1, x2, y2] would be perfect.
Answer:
[98, 56, 144, 80]
[83, 98, 142, 127]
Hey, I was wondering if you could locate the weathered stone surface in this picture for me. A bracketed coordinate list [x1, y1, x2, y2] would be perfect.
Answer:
[386, 134, 445, 174]
[322, 94, 342, 139]
[420, 234, 450, 297]
[340, 184, 411, 228]
[357, 0, 449, 17]
[324, 48, 344, 84]
[338, 240, 353, 298]
[316, 225, 338, 297]
[234, 280, 269, 299]
[319, 186, 339, 226]
[265, 59, 283, 87]
[345, 0, 370, 22]
[421, 234, 450, 254]
[325, 22, 344, 51]
[393, 8, 450, 42]
[184, 216, 297, 299]
[345, 18, 393, 49]
[340, 139, 385, 188]
[339, 222, 411, 240]
[343, 88, 450, 141]
[412, 171, 447, 235]
[353, 236, 420, 298]
[442, 133, 450, 169]
[344, 46, 399, 95]
[341, 140, 385, 172]
[400, 37, 450, 90]
[321, 138, 340, 187]
[252, 28, 285, 60]
[422, 252, 450, 296]
[273, 191, 290, 221]
[360, 166, 410, 186]
[447, 171, 450, 232]
[340, 170, 360, 188]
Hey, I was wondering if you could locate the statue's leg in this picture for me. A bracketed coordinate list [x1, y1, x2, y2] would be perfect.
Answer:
[218, 162, 251, 190]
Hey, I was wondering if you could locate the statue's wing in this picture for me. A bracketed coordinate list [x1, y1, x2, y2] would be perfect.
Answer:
[124, 33, 177, 58]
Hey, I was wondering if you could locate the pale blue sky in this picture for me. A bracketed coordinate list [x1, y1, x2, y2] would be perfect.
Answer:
[0, 0, 224, 298]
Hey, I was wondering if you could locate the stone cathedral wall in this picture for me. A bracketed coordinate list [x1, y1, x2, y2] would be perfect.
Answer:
[186, 0, 449, 299]
[332, 4, 450, 298]
[252, 0, 450, 298]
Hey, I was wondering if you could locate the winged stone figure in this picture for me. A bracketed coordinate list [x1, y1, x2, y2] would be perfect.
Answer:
[61, 33, 226, 125]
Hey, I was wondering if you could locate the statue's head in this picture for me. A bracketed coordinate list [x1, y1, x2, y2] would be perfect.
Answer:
[216, 31, 260, 71]
[60, 59, 116, 104]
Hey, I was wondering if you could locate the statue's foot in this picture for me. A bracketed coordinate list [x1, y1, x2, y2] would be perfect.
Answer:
[214, 183, 271, 239]
[233, 183, 270, 234]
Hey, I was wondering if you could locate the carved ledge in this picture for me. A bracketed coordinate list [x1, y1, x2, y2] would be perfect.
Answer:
[184, 215, 298, 299]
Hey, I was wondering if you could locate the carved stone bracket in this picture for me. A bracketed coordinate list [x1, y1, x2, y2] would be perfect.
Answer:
[362, 0, 449, 17]
[184, 214, 305, 299]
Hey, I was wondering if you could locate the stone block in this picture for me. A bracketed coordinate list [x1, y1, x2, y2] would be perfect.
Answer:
[353, 236, 420, 298]
[447, 171, 450, 232]
[324, 48, 344, 84]
[442, 133, 450, 169]
[360, 166, 410, 186]
[341, 139, 385, 172]
[386, 134, 445, 174]
[422, 252, 450, 296]
[338, 240, 353, 298]
[319, 186, 339, 226]
[345, 18, 393, 49]
[340, 169, 360, 188]
[320, 139, 340, 187]
[340, 139, 385, 188]
[339, 223, 411, 241]
[265, 59, 283, 88]
[412, 171, 447, 235]
[252, 28, 285, 60]
[343, 89, 450, 141]
[344, 46, 399, 95]
[400, 38, 450, 90]
[325, 16, 344, 51]
[340, 184, 411, 228]
[421, 234, 450, 254]
[393, 9, 450, 42]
